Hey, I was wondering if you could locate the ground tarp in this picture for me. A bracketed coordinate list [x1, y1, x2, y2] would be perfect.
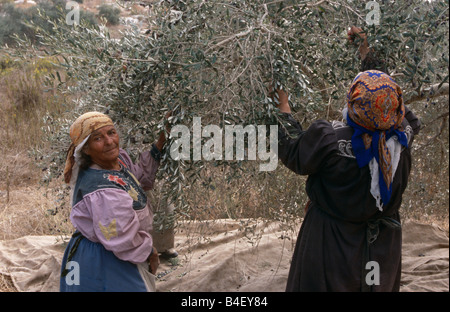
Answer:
[0, 219, 448, 292]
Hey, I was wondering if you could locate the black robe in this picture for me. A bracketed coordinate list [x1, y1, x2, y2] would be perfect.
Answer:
[279, 55, 421, 291]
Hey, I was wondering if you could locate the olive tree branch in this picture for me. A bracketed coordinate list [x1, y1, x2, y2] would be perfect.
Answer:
[405, 83, 449, 105]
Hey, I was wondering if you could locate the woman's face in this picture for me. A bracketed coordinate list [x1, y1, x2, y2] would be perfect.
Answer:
[84, 125, 120, 169]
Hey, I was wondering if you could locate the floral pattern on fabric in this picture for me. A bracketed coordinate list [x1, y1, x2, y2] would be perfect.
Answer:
[346, 70, 408, 206]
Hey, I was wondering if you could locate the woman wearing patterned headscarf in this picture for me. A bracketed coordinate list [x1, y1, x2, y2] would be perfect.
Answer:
[275, 27, 421, 291]
[60, 111, 168, 292]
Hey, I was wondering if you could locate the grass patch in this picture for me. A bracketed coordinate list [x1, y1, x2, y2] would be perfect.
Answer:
[0, 53, 74, 240]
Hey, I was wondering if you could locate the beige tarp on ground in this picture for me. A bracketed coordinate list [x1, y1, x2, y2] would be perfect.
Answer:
[0, 219, 448, 292]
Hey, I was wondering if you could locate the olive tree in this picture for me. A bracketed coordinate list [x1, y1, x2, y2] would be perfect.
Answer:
[12, 0, 449, 230]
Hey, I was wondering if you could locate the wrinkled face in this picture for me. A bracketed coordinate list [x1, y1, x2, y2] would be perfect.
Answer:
[84, 125, 120, 168]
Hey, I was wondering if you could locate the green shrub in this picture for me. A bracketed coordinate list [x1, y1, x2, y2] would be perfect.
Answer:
[0, 0, 97, 46]
[97, 4, 121, 26]
[0, 4, 34, 46]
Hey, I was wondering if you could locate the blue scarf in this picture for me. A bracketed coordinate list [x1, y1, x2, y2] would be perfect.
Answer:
[347, 116, 408, 206]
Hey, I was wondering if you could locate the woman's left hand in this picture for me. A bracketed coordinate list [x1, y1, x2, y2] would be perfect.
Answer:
[347, 26, 370, 60]
[148, 247, 160, 274]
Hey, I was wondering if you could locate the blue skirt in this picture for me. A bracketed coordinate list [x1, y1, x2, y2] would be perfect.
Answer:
[60, 233, 147, 292]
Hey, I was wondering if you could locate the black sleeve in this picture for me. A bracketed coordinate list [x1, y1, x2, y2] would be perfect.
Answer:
[361, 49, 388, 73]
[404, 105, 421, 149]
[400, 106, 421, 147]
[278, 114, 338, 175]
[404, 106, 421, 136]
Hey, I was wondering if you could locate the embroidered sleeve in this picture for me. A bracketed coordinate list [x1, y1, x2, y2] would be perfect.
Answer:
[278, 115, 338, 175]
[404, 106, 421, 136]
[71, 188, 153, 264]
[150, 144, 162, 161]
[119, 149, 159, 191]
[403, 106, 421, 146]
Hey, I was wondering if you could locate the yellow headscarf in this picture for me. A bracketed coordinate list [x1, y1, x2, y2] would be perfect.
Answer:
[63, 112, 114, 184]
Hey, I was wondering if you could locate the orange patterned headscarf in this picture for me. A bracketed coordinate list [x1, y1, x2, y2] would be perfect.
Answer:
[63, 112, 114, 184]
[346, 70, 408, 207]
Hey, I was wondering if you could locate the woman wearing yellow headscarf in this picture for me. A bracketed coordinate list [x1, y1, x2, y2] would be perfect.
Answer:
[60, 111, 167, 292]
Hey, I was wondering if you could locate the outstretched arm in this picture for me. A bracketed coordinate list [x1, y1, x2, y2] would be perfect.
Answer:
[271, 86, 337, 176]
[347, 26, 388, 73]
